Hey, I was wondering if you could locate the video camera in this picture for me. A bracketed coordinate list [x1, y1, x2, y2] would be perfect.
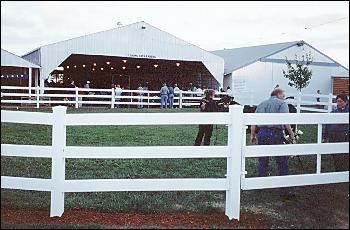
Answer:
[217, 95, 240, 112]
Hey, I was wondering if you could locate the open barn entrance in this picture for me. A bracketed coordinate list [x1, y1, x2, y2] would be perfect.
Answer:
[51, 54, 219, 90]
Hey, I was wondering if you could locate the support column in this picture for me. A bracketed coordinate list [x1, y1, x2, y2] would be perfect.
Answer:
[28, 68, 32, 98]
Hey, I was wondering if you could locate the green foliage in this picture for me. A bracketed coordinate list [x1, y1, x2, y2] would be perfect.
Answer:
[282, 53, 313, 92]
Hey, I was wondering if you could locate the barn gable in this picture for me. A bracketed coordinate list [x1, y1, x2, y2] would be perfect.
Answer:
[22, 21, 224, 86]
[211, 40, 349, 76]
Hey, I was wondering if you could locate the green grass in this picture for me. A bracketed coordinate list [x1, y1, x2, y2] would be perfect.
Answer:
[1, 107, 348, 228]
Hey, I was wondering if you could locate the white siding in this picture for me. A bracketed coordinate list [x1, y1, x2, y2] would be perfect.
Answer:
[1, 49, 40, 68]
[38, 22, 224, 86]
[268, 44, 333, 63]
[22, 49, 41, 66]
[229, 62, 347, 106]
[226, 44, 348, 105]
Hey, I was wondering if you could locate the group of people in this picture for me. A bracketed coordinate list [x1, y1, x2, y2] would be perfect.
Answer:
[159, 83, 180, 109]
[194, 87, 349, 200]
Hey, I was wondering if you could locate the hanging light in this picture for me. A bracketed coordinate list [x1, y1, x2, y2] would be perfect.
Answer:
[122, 59, 127, 63]
[106, 61, 110, 65]
[136, 65, 141, 69]
[74, 65, 77, 68]
[92, 68, 95, 71]
[93, 63, 97, 66]
[82, 64, 86, 68]
[176, 62, 180, 67]
[111, 67, 114, 70]
[122, 66, 126, 69]
[101, 67, 104, 71]
[154, 64, 158, 68]
[66, 65, 70, 69]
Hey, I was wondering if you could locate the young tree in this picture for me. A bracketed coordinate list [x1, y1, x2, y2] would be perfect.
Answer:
[282, 53, 313, 92]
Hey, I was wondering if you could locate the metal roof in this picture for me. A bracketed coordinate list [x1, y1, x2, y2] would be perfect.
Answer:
[1, 48, 40, 68]
[211, 41, 303, 74]
[21, 21, 224, 85]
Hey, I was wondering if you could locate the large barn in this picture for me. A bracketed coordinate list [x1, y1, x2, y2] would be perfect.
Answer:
[21, 21, 224, 91]
[212, 41, 349, 105]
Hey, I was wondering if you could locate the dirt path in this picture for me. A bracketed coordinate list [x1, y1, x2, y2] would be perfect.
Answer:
[1, 209, 269, 229]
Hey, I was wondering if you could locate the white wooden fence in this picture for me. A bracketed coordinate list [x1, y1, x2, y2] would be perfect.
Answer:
[0, 86, 237, 109]
[1, 105, 348, 220]
[286, 92, 336, 113]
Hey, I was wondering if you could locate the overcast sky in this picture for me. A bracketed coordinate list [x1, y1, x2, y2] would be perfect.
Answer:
[1, 1, 349, 68]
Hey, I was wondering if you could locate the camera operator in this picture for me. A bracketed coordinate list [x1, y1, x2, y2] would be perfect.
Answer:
[194, 89, 218, 146]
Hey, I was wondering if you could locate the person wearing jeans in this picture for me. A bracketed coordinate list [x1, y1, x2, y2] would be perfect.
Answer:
[160, 83, 169, 109]
[250, 88, 296, 200]
[168, 85, 174, 109]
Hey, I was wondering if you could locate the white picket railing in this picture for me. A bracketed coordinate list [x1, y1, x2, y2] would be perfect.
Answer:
[241, 112, 349, 191]
[1, 86, 250, 109]
[1, 106, 349, 220]
[2, 86, 338, 112]
[286, 92, 337, 113]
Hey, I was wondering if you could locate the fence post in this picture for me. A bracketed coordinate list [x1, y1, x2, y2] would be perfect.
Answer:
[179, 90, 183, 109]
[50, 106, 67, 217]
[36, 86, 40, 108]
[297, 91, 301, 113]
[316, 124, 322, 174]
[327, 93, 333, 113]
[225, 105, 243, 221]
[75, 87, 79, 109]
[147, 92, 150, 108]
[111, 88, 115, 109]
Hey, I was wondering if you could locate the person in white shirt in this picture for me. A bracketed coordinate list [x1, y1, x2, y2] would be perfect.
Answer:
[114, 84, 122, 109]
[196, 87, 203, 97]
[137, 83, 143, 109]
[226, 86, 232, 94]
[174, 84, 180, 108]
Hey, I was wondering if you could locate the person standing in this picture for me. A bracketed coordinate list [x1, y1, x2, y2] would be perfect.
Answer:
[226, 86, 232, 94]
[168, 85, 174, 109]
[194, 89, 218, 146]
[323, 94, 349, 171]
[174, 83, 180, 108]
[67, 79, 76, 105]
[250, 88, 296, 199]
[160, 83, 169, 109]
[137, 83, 143, 109]
[114, 84, 122, 109]
[84, 81, 90, 95]
[196, 86, 203, 97]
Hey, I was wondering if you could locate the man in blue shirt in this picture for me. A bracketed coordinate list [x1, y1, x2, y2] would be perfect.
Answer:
[250, 88, 295, 199]
[160, 83, 169, 109]
[323, 94, 349, 172]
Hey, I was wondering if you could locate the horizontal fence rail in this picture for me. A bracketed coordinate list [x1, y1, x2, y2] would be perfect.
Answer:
[65, 112, 230, 125]
[64, 146, 229, 159]
[1, 105, 348, 221]
[1, 86, 244, 109]
[2, 86, 338, 112]
[64, 178, 228, 192]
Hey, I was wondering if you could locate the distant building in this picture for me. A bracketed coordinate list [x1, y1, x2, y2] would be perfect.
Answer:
[1, 48, 40, 92]
[212, 40, 349, 105]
